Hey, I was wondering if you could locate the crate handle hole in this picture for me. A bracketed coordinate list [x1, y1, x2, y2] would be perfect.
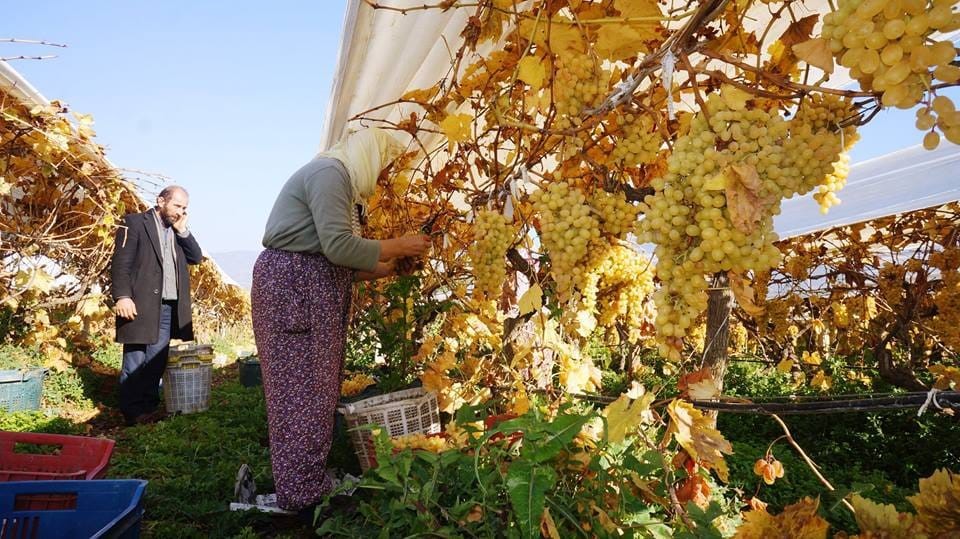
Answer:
[13, 442, 63, 456]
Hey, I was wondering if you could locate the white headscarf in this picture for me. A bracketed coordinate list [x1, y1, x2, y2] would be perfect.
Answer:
[317, 128, 403, 204]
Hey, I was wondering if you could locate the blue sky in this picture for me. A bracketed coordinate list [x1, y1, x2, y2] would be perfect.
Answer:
[3, 2, 950, 255]
[4, 1, 347, 254]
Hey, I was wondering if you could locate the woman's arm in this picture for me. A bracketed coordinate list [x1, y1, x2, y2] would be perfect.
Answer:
[355, 260, 395, 281]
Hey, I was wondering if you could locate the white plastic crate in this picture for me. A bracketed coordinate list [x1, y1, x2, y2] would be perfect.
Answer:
[338, 387, 440, 471]
[162, 357, 212, 414]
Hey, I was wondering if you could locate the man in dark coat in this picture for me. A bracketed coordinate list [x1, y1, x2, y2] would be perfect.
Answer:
[111, 185, 203, 426]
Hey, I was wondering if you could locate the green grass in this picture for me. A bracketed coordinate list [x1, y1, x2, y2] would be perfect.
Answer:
[105, 377, 306, 538]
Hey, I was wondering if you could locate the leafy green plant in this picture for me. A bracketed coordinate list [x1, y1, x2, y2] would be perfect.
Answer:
[317, 402, 738, 538]
[349, 275, 452, 394]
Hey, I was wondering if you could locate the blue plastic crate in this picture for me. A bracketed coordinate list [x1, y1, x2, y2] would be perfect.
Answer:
[0, 369, 45, 412]
[0, 479, 147, 539]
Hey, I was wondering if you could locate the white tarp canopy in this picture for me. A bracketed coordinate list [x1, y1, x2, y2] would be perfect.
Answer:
[775, 143, 960, 239]
[322, 1, 960, 237]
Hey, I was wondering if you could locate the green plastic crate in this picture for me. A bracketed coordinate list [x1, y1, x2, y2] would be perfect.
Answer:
[0, 368, 46, 412]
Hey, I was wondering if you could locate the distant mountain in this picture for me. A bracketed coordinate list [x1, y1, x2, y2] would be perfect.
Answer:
[209, 250, 260, 290]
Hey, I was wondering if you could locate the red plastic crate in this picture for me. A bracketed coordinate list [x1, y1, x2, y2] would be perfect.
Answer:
[0, 432, 116, 484]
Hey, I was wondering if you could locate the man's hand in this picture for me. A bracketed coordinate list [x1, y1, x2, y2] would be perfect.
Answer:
[172, 212, 189, 234]
[115, 298, 138, 320]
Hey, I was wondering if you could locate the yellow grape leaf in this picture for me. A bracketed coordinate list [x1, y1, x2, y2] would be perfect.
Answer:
[929, 364, 960, 390]
[614, 0, 661, 17]
[801, 351, 822, 365]
[401, 84, 441, 103]
[540, 507, 561, 539]
[725, 163, 774, 235]
[595, 23, 655, 62]
[76, 295, 104, 317]
[518, 283, 543, 315]
[687, 377, 720, 400]
[851, 494, 920, 537]
[439, 113, 473, 143]
[0, 178, 10, 196]
[575, 310, 596, 337]
[721, 85, 752, 112]
[776, 358, 794, 373]
[729, 272, 765, 317]
[603, 391, 654, 443]
[560, 356, 602, 394]
[733, 497, 829, 539]
[517, 56, 546, 89]
[809, 370, 833, 392]
[908, 468, 960, 534]
[793, 38, 835, 75]
[16, 269, 55, 294]
[518, 17, 585, 54]
[666, 400, 733, 482]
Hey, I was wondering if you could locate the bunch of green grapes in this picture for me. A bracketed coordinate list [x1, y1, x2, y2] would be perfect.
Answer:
[814, 153, 850, 213]
[590, 189, 640, 239]
[553, 53, 605, 130]
[611, 112, 662, 166]
[783, 94, 860, 213]
[530, 181, 600, 302]
[916, 95, 960, 148]
[590, 245, 654, 330]
[468, 209, 516, 300]
[821, 0, 960, 133]
[637, 86, 857, 360]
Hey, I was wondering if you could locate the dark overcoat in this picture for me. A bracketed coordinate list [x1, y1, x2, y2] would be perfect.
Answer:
[110, 210, 203, 344]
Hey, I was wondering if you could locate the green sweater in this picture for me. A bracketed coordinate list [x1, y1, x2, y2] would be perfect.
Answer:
[261, 158, 381, 271]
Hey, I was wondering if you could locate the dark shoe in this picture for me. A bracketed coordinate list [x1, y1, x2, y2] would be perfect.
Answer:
[297, 504, 320, 525]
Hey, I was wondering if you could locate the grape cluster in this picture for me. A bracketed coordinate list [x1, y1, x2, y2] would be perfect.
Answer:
[530, 181, 601, 302]
[611, 112, 663, 166]
[590, 189, 640, 239]
[821, 0, 960, 143]
[468, 209, 516, 300]
[917, 95, 960, 149]
[637, 86, 858, 360]
[575, 244, 654, 340]
[553, 53, 605, 130]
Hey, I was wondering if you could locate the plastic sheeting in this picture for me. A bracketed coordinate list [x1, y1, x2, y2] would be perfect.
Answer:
[321, 1, 960, 237]
[774, 143, 960, 239]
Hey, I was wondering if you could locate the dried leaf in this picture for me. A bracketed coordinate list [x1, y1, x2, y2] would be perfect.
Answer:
[540, 507, 561, 539]
[688, 377, 720, 400]
[780, 15, 819, 47]
[666, 400, 734, 482]
[725, 163, 774, 234]
[793, 38, 835, 74]
[729, 272, 765, 317]
[776, 358, 794, 373]
[676, 475, 712, 509]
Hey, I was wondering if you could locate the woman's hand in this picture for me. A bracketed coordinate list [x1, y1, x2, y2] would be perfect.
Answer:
[379, 234, 431, 260]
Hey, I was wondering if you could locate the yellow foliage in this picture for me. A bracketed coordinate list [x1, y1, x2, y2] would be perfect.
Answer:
[908, 469, 960, 535]
[734, 497, 829, 539]
[666, 400, 733, 482]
